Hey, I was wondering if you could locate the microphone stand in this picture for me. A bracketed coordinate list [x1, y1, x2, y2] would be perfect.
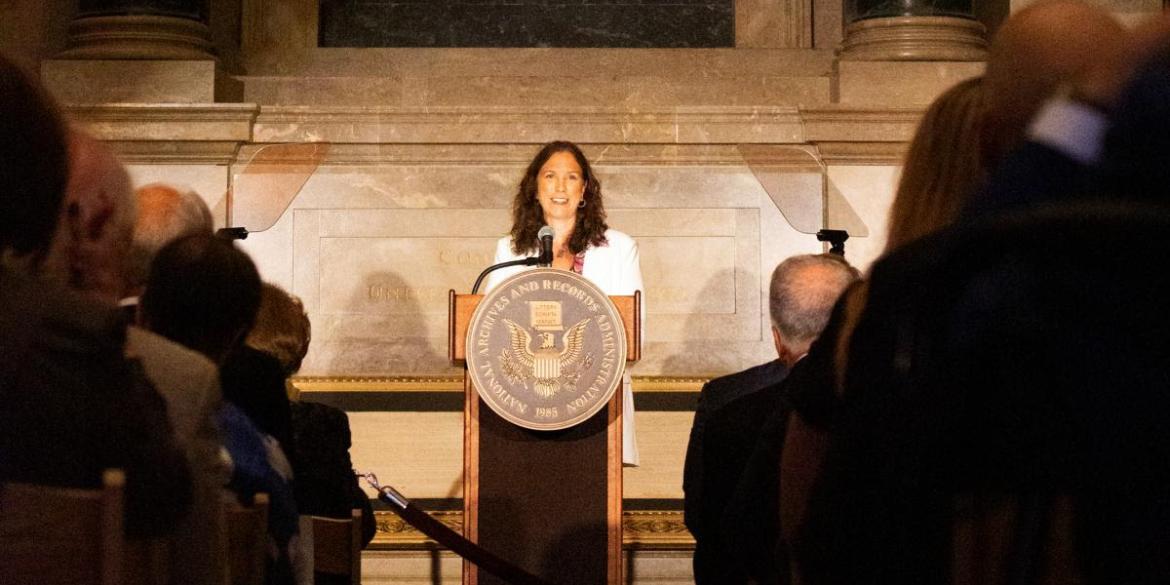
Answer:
[472, 257, 541, 295]
[472, 231, 554, 294]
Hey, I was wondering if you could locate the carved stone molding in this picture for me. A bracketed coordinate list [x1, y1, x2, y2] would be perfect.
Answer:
[66, 104, 257, 142]
[59, 15, 215, 61]
[815, 141, 908, 165]
[62, 103, 927, 151]
[801, 107, 922, 143]
[839, 16, 988, 62]
[252, 105, 806, 145]
[372, 510, 692, 550]
[105, 140, 244, 164]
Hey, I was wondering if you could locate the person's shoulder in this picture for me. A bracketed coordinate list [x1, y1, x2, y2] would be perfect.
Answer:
[127, 326, 217, 377]
[0, 270, 125, 353]
[602, 228, 635, 248]
[705, 360, 786, 394]
[707, 379, 786, 433]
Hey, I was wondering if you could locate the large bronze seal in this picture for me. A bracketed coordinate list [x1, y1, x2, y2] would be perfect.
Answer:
[466, 269, 627, 431]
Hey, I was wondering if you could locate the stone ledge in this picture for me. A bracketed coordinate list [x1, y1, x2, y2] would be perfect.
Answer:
[106, 140, 244, 164]
[67, 103, 258, 142]
[251, 105, 807, 144]
[65, 103, 921, 163]
[800, 106, 922, 142]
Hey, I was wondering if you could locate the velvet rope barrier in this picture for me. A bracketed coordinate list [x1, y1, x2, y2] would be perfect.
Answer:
[359, 472, 559, 585]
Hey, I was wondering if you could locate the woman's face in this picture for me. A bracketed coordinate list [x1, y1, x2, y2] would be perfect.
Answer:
[535, 150, 585, 223]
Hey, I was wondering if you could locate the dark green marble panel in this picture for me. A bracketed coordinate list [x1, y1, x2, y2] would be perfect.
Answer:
[79, 0, 208, 20]
[319, 0, 734, 48]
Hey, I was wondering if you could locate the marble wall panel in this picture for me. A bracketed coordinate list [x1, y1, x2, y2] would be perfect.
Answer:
[43, 60, 216, 104]
[638, 237, 737, 315]
[285, 206, 758, 374]
[838, 61, 985, 107]
[824, 164, 901, 272]
[318, 0, 735, 49]
[348, 411, 465, 499]
[623, 411, 694, 500]
[125, 163, 230, 227]
[347, 407, 692, 501]
[414, 76, 830, 109]
[236, 144, 835, 377]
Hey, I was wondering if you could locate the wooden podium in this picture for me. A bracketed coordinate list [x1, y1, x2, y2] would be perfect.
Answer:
[449, 291, 641, 585]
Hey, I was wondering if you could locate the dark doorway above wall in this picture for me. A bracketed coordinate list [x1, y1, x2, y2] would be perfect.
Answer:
[318, 0, 735, 48]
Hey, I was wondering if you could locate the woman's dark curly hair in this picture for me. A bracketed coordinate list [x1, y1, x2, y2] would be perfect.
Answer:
[510, 141, 608, 255]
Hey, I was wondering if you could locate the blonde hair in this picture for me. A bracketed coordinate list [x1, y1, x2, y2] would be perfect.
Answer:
[245, 282, 311, 377]
[886, 77, 986, 253]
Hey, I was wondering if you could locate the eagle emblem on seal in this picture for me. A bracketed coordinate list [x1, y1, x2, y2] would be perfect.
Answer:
[498, 318, 593, 398]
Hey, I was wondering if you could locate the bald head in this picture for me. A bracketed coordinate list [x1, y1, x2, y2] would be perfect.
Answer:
[769, 254, 860, 365]
[128, 183, 214, 295]
[982, 0, 1128, 166]
[43, 131, 134, 302]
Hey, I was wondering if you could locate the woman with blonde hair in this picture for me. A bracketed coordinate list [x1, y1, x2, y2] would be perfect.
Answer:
[885, 76, 986, 252]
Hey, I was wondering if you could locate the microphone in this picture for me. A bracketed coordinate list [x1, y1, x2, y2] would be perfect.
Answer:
[537, 226, 554, 267]
[470, 226, 556, 294]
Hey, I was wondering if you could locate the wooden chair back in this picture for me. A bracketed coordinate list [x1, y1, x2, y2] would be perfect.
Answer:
[311, 509, 363, 584]
[0, 469, 126, 585]
[223, 493, 269, 585]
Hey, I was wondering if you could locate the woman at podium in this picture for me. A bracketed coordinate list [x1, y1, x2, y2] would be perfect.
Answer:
[484, 140, 644, 465]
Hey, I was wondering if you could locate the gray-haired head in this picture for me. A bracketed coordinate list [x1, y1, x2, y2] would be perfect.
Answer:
[769, 254, 861, 362]
[127, 183, 214, 294]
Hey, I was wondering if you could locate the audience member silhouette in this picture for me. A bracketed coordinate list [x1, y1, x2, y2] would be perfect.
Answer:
[0, 54, 191, 539]
[141, 234, 300, 585]
[45, 131, 228, 584]
[690, 254, 859, 584]
[245, 282, 378, 584]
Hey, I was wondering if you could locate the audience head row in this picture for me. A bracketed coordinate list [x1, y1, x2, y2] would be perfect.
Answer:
[768, 254, 860, 365]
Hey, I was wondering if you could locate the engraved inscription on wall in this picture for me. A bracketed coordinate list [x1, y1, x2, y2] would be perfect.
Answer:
[318, 0, 735, 48]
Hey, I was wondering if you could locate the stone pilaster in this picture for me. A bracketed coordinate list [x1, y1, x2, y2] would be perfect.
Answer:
[42, 0, 241, 104]
[839, 0, 987, 61]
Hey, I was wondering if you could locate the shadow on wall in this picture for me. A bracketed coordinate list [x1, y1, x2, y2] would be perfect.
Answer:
[314, 270, 447, 376]
[657, 268, 766, 377]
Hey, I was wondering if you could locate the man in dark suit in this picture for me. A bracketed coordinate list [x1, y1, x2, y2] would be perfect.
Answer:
[683, 359, 787, 537]
[686, 254, 859, 584]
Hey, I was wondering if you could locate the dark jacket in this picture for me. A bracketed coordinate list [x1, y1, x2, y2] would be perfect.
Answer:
[684, 359, 788, 538]
[291, 401, 376, 547]
[0, 269, 192, 538]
